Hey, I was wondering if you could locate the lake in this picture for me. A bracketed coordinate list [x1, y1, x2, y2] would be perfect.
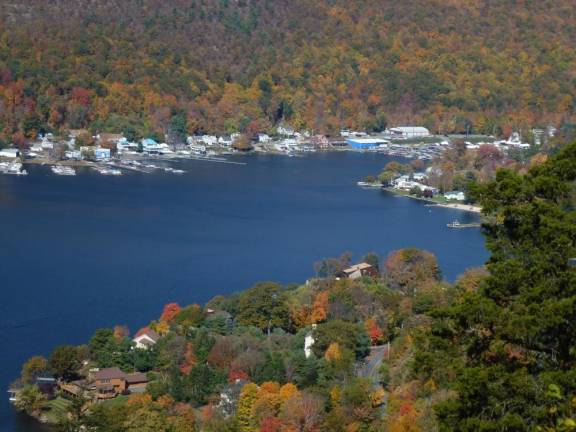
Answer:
[0, 152, 488, 430]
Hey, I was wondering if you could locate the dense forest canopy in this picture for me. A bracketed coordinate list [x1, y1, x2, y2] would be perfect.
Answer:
[0, 0, 575, 143]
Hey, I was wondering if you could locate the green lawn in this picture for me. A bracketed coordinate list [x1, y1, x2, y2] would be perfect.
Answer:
[43, 397, 73, 424]
[100, 395, 129, 407]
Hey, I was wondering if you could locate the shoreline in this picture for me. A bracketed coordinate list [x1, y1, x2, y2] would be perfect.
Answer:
[381, 187, 482, 213]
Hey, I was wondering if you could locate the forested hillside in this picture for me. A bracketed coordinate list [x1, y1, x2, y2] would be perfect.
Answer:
[0, 0, 574, 143]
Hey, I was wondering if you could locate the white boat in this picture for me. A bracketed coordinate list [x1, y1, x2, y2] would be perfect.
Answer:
[99, 168, 122, 176]
[447, 220, 461, 228]
[3, 162, 27, 175]
[172, 169, 185, 174]
[94, 167, 122, 176]
[51, 165, 76, 176]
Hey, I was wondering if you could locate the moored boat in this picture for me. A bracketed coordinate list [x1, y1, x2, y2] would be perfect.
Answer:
[51, 165, 76, 176]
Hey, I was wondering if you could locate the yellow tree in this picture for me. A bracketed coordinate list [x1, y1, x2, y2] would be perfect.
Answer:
[237, 383, 259, 432]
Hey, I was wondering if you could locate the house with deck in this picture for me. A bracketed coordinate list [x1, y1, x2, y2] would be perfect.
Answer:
[61, 367, 149, 401]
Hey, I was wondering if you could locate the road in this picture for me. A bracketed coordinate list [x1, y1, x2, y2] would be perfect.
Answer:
[356, 345, 388, 383]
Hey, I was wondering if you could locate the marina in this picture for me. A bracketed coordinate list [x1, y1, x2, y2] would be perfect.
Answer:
[0, 161, 27, 176]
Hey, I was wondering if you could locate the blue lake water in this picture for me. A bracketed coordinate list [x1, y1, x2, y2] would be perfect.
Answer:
[0, 152, 488, 430]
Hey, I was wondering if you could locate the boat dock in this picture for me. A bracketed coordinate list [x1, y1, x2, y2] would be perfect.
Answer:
[447, 220, 481, 228]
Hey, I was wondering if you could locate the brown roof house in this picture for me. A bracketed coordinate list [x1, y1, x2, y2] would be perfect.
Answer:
[133, 327, 160, 349]
[90, 367, 128, 400]
[87, 367, 150, 400]
[337, 262, 378, 280]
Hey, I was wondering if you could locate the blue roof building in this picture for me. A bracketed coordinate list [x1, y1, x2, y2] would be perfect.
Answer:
[95, 148, 111, 159]
[346, 138, 387, 150]
[142, 138, 158, 147]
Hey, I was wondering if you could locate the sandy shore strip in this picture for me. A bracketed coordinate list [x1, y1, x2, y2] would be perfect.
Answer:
[426, 202, 482, 213]
[381, 187, 482, 213]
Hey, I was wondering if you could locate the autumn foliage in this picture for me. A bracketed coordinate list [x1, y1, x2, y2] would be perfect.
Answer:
[365, 318, 385, 345]
[0, 0, 573, 146]
[160, 303, 181, 323]
[311, 291, 329, 323]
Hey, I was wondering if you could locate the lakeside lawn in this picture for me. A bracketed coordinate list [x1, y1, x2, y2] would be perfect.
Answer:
[100, 394, 129, 407]
[43, 397, 73, 424]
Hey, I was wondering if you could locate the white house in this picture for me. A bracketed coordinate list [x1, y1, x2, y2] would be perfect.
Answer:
[393, 175, 437, 194]
[218, 136, 233, 146]
[257, 133, 271, 143]
[117, 140, 139, 153]
[0, 148, 20, 158]
[65, 150, 82, 160]
[41, 140, 54, 150]
[444, 191, 466, 201]
[133, 327, 160, 349]
[277, 125, 295, 136]
[201, 135, 218, 146]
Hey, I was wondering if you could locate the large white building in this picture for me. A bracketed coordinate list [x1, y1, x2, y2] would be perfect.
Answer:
[388, 126, 431, 139]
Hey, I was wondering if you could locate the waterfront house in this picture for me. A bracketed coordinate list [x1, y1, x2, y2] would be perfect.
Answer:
[444, 191, 466, 201]
[200, 135, 218, 146]
[218, 136, 233, 146]
[86, 367, 150, 400]
[94, 148, 111, 159]
[90, 367, 127, 399]
[257, 133, 271, 143]
[338, 263, 378, 279]
[141, 138, 172, 154]
[65, 150, 82, 160]
[0, 148, 20, 158]
[35, 374, 58, 397]
[133, 327, 160, 349]
[117, 140, 138, 153]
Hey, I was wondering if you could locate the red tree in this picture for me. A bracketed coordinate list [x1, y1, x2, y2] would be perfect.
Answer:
[365, 318, 385, 345]
[160, 303, 181, 322]
[260, 417, 283, 432]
